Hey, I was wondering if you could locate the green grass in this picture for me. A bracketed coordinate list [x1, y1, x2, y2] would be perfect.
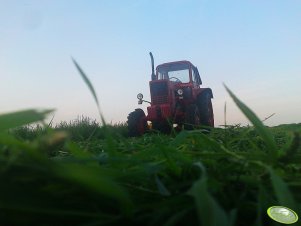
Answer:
[1, 109, 300, 226]
[0, 61, 300, 225]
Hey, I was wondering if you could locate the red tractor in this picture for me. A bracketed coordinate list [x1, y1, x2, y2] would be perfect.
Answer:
[127, 52, 214, 136]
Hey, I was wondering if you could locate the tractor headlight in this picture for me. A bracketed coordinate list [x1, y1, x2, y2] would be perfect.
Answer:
[137, 93, 143, 100]
[177, 89, 183, 96]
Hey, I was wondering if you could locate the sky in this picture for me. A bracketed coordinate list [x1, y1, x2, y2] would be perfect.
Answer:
[0, 0, 300, 127]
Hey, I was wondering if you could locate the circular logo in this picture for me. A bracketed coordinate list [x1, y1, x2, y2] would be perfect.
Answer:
[267, 206, 298, 224]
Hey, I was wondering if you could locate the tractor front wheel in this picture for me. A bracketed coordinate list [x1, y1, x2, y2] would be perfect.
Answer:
[127, 109, 147, 137]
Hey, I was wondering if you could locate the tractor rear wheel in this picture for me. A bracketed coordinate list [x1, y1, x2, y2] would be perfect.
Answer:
[197, 92, 214, 127]
[184, 104, 200, 130]
[127, 109, 147, 137]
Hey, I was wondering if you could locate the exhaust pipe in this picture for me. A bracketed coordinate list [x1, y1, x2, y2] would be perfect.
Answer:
[149, 52, 155, 80]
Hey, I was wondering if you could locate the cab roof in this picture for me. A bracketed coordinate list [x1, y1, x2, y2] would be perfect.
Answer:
[156, 60, 195, 71]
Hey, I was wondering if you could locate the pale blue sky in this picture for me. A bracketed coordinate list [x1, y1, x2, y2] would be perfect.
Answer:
[1, 0, 300, 126]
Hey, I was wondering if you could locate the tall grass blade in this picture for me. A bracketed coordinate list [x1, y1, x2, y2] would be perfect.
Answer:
[0, 109, 54, 133]
[163, 209, 190, 226]
[155, 174, 171, 196]
[254, 185, 267, 226]
[55, 163, 133, 216]
[279, 132, 300, 163]
[72, 57, 105, 125]
[224, 84, 278, 156]
[187, 162, 229, 226]
[224, 101, 227, 127]
[267, 166, 297, 211]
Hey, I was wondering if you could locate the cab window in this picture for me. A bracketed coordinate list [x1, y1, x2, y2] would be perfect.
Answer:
[192, 67, 198, 85]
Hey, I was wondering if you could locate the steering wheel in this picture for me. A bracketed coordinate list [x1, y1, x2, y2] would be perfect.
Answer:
[169, 77, 182, 83]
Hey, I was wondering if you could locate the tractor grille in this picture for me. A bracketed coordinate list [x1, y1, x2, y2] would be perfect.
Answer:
[183, 87, 192, 99]
[150, 82, 168, 105]
[152, 95, 168, 104]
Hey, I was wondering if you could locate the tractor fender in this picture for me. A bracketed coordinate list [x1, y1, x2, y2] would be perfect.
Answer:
[197, 88, 213, 99]
[134, 108, 147, 120]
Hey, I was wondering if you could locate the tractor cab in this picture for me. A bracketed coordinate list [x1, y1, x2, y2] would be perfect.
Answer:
[156, 61, 202, 87]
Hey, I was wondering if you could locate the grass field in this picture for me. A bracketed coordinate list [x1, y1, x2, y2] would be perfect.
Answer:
[0, 107, 300, 226]
[0, 62, 300, 225]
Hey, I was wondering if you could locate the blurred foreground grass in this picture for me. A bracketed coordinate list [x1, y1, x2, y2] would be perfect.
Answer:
[0, 106, 300, 226]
